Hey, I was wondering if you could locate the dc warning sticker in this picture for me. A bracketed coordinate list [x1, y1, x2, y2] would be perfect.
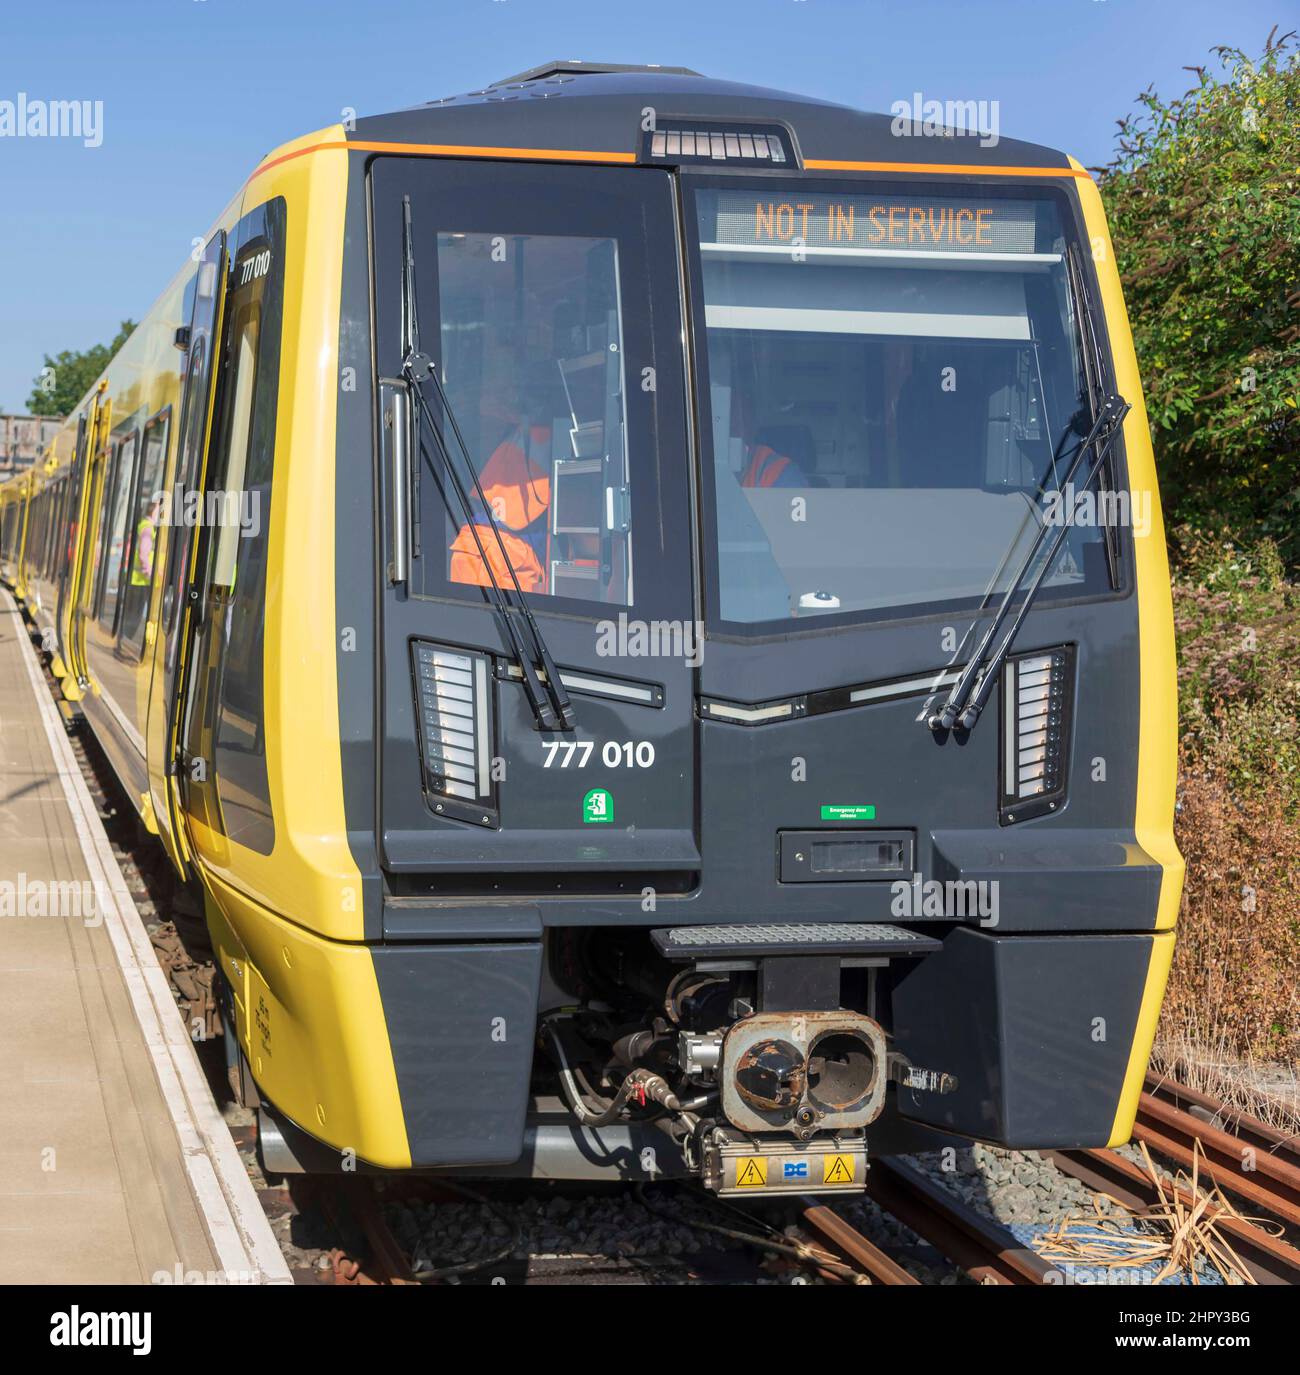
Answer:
[735, 1156, 768, 1188]
[823, 1154, 856, 1185]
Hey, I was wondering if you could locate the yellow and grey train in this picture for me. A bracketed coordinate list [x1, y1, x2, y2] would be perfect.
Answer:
[0, 62, 1183, 1194]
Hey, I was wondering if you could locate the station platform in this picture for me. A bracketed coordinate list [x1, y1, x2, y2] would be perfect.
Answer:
[0, 589, 289, 1284]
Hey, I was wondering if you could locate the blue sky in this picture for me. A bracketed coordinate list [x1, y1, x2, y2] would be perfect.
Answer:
[0, 0, 1287, 409]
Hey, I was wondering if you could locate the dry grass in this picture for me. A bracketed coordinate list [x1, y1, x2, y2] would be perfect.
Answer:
[1162, 752, 1300, 1068]
[1037, 1142, 1269, 1285]
[1158, 534, 1300, 1104]
[1149, 1029, 1300, 1139]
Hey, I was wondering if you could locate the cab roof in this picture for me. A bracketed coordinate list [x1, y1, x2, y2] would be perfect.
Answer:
[349, 63, 1073, 172]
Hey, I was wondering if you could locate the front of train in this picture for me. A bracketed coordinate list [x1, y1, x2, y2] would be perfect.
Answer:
[312, 63, 1183, 1194]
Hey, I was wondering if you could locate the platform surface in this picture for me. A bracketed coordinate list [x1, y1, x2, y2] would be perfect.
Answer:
[0, 592, 278, 1284]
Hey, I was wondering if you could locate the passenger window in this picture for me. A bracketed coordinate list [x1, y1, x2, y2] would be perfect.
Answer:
[87, 439, 119, 612]
[97, 428, 139, 629]
[48, 477, 68, 579]
[117, 410, 169, 658]
[433, 232, 631, 606]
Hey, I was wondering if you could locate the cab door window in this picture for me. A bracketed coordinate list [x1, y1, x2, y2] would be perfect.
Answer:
[372, 160, 682, 623]
[436, 231, 631, 605]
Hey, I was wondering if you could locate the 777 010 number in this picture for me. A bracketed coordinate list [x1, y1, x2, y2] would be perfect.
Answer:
[542, 740, 656, 769]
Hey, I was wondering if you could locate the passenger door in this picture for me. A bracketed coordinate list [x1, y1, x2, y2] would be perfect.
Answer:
[65, 388, 111, 694]
[370, 159, 698, 889]
[148, 230, 225, 868]
[52, 417, 87, 668]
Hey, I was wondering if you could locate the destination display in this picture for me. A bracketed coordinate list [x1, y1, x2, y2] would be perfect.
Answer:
[708, 190, 1042, 254]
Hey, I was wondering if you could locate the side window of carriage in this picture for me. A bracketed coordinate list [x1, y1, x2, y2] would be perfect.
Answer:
[115, 407, 170, 658]
[93, 419, 142, 630]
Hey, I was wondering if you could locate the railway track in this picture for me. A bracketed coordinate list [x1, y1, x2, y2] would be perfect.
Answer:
[1135, 1073, 1300, 1229]
[36, 635, 1299, 1288]
[313, 1160, 1056, 1287]
[1043, 1071, 1300, 1286]
[330, 1076, 1300, 1288]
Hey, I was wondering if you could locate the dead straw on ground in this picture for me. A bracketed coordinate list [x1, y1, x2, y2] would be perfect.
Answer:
[1036, 1141, 1282, 1285]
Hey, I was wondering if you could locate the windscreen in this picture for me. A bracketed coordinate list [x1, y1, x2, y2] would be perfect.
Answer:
[691, 184, 1115, 627]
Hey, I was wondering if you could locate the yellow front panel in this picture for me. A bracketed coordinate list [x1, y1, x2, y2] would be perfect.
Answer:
[1072, 163, 1185, 936]
[1107, 930, 1176, 1146]
[205, 870, 411, 1168]
[1069, 162, 1184, 1144]
[184, 127, 365, 944]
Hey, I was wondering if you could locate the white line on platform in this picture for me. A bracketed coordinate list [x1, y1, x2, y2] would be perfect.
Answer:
[5, 590, 292, 1285]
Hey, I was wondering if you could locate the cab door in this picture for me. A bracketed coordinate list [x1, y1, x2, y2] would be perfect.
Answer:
[175, 202, 285, 867]
[370, 159, 698, 888]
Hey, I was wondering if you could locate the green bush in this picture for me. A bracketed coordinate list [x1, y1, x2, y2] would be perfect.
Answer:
[1173, 530, 1300, 811]
[1097, 31, 1300, 563]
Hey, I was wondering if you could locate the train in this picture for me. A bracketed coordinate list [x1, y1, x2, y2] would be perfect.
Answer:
[0, 61, 1183, 1195]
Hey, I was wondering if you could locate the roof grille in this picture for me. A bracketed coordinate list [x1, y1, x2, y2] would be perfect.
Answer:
[491, 60, 702, 86]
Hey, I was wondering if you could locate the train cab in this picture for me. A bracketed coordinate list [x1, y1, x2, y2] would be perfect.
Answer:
[5, 62, 1183, 1194]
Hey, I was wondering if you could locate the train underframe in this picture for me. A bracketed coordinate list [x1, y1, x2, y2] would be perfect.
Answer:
[240, 916, 1167, 1196]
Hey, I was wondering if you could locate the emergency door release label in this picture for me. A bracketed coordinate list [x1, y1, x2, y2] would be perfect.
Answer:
[820, 805, 876, 821]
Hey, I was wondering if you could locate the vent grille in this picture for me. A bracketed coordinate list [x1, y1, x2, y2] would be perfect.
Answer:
[641, 120, 799, 167]
[999, 646, 1073, 824]
[412, 642, 497, 827]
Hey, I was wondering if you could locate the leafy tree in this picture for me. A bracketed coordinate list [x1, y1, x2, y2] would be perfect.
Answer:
[26, 320, 136, 417]
[1097, 31, 1300, 563]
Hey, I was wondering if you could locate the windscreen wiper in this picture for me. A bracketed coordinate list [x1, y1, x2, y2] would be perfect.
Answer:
[398, 195, 574, 732]
[927, 391, 1129, 735]
[1068, 242, 1121, 586]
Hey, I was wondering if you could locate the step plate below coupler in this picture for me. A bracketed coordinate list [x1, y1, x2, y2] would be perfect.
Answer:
[652, 922, 941, 961]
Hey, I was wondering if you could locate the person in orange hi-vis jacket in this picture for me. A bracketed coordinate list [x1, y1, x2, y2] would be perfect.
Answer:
[449, 375, 554, 594]
[731, 388, 807, 489]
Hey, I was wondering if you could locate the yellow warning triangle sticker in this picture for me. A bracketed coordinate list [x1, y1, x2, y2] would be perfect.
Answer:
[735, 1156, 768, 1187]
[823, 1154, 855, 1185]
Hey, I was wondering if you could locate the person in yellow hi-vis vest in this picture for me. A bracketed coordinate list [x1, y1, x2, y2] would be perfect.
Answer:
[118, 493, 164, 652]
[130, 494, 163, 586]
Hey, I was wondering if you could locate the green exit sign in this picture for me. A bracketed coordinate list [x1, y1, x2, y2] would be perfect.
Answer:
[820, 804, 876, 821]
